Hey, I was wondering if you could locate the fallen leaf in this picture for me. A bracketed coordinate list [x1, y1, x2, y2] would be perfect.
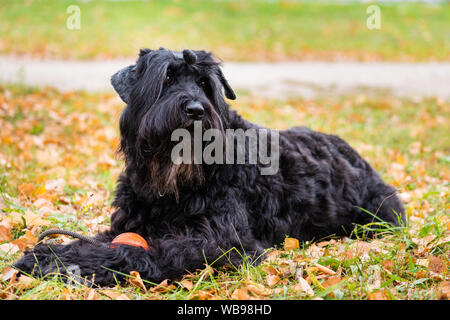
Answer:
[231, 288, 251, 300]
[14, 275, 36, 290]
[196, 290, 214, 300]
[428, 256, 443, 274]
[101, 289, 122, 299]
[292, 277, 314, 296]
[266, 274, 280, 287]
[150, 279, 176, 293]
[314, 262, 336, 275]
[0, 225, 12, 242]
[180, 279, 194, 291]
[383, 260, 394, 272]
[436, 281, 450, 300]
[86, 288, 99, 300]
[321, 277, 343, 289]
[245, 281, 272, 297]
[128, 271, 147, 292]
[1, 267, 18, 282]
[262, 264, 279, 276]
[18, 183, 34, 197]
[0, 243, 20, 255]
[11, 230, 37, 250]
[368, 290, 389, 300]
[284, 237, 299, 250]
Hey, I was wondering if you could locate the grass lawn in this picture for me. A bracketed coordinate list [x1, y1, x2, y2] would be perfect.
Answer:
[0, 0, 449, 61]
[0, 84, 448, 300]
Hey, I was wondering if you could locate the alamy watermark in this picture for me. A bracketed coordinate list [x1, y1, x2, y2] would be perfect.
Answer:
[366, 5, 381, 30]
[171, 121, 280, 175]
[66, 5, 81, 30]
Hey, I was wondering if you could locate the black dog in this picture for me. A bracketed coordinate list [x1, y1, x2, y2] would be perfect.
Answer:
[14, 48, 405, 286]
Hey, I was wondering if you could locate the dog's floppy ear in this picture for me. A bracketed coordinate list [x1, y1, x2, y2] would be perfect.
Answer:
[217, 68, 236, 100]
[111, 65, 136, 104]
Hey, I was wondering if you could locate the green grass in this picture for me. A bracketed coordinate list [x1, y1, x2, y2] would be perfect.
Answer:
[0, 0, 449, 61]
[0, 85, 448, 300]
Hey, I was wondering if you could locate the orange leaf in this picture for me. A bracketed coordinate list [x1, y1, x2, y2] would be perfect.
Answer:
[1, 267, 18, 283]
[321, 277, 343, 289]
[128, 271, 147, 292]
[150, 279, 176, 293]
[0, 225, 12, 242]
[180, 279, 194, 291]
[314, 262, 336, 275]
[262, 265, 279, 276]
[11, 231, 37, 251]
[383, 260, 394, 272]
[18, 183, 34, 197]
[428, 256, 443, 274]
[245, 281, 272, 297]
[231, 288, 251, 300]
[101, 289, 123, 299]
[266, 274, 280, 287]
[292, 277, 314, 296]
[284, 237, 299, 250]
[368, 290, 389, 300]
[437, 281, 450, 300]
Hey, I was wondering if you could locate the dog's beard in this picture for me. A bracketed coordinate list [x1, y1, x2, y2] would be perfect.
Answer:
[136, 98, 225, 200]
[147, 157, 204, 200]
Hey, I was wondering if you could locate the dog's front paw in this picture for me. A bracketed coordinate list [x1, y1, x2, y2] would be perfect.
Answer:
[13, 248, 58, 278]
[13, 251, 41, 276]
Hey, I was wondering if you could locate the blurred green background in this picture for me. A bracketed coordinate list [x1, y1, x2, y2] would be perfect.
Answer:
[1, 0, 448, 61]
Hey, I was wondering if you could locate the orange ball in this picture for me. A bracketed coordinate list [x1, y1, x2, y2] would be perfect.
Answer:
[110, 232, 150, 250]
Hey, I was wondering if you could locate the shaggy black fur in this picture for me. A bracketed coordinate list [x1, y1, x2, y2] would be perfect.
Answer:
[14, 48, 405, 287]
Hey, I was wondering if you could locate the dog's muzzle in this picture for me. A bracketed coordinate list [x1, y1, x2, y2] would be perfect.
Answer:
[184, 101, 204, 120]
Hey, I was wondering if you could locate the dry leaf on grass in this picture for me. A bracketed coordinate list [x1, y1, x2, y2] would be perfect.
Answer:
[0, 225, 12, 242]
[284, 237, 299, 250]
[321, 277, 343, 289]
[231, 288, 251, 300]
[245, 281, 272, 297]
[314, 262, 336, 275]
[150, 279, 176, 293]
[18, 183, 34, 197]
[292, 277, 314, 296]
[101, 289, 129, 300]
[1, 267, 18, 282]
[128, 270, 147, 292]
[266, 274, 280, 287]
[368, 290, 390, 300]
[12, 230, 37, 251]
[428, 256, 443, 274]
[0, 243, 20, 255]
[436, 281, 450, 300]
[180, 279, 194, 291]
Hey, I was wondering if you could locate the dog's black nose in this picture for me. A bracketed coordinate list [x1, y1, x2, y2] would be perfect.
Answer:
[185, 102, 204, 120]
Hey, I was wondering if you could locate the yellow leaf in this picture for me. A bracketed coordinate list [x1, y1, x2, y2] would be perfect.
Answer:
[284, 237, 299, 250]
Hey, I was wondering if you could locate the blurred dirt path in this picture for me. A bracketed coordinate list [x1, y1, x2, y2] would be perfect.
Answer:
[1, 56, 449, 100]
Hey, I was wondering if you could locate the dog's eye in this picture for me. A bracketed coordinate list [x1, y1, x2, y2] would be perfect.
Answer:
[164, 74, 172, 84]
[198, 79, 207, 89]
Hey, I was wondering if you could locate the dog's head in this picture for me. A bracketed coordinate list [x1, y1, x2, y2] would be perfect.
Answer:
[111, 48, 236, 198]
